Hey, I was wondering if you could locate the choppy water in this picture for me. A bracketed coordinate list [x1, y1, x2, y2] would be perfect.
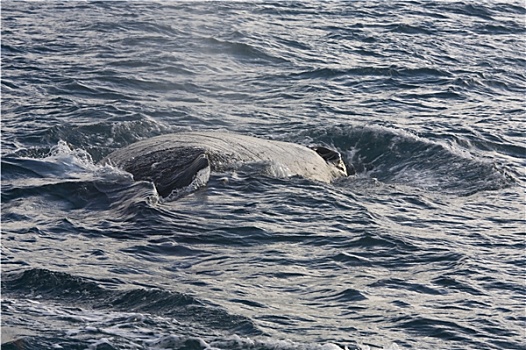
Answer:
[1, 1, 525, 349]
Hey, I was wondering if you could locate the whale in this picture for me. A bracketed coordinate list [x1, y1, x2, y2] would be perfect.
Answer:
[100, 131, 348, 197]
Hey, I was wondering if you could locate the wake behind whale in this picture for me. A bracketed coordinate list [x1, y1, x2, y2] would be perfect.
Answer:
[100, 131, 348, 197]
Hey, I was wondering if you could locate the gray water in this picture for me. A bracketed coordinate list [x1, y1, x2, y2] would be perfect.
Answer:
[1, 1, 525, 349]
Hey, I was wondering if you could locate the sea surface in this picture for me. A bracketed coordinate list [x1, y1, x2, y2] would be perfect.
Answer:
[1, 1, 525, 349]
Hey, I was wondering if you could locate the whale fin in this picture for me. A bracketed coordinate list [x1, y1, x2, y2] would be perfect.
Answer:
[155, 153, 210, 197]
[311, 146, 348, 176]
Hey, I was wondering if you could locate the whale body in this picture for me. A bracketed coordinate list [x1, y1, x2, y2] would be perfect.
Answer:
[100, 131, 347, 197]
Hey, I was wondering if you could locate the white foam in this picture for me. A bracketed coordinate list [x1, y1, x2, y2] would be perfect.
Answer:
[48, 140, 97, 173]
[39, 141, 143, 197]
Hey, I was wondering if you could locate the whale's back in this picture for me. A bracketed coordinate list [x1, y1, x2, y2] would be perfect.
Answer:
[101, 131, 343, 196]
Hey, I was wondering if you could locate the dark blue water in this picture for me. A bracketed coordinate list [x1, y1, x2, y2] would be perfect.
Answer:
[1, 1, 525, 349]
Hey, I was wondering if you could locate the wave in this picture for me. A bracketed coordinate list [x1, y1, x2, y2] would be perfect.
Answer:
[3, 268, 385, 350]
[291, 124, 516, 196]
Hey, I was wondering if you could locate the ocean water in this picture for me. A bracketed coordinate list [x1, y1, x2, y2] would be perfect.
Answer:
[1, 1, 525, 349]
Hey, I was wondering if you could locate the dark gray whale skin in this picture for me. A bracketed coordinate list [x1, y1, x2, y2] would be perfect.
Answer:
[100, 131, 347, 197]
